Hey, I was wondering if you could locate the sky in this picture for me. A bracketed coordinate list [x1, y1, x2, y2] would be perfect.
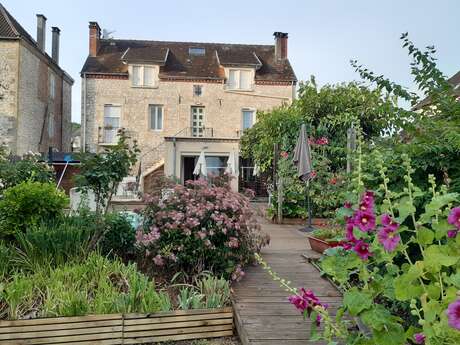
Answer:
[3, 0, 459, 123]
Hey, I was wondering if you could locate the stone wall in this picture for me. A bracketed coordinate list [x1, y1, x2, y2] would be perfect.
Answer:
[0, 41, 19, 152]
[83, 77, 294, 168]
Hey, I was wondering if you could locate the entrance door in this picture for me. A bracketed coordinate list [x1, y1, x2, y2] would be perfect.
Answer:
[191, 106, 204, 137]
[182, 156, 197, 184]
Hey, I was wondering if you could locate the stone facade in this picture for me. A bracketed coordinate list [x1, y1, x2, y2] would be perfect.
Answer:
[0, 40, 72, 155]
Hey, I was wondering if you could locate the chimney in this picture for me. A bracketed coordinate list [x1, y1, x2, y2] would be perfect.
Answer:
[51, 27, 60, 64]
[274, 32, 288, 60]
[89, 21, 101, 57]
[36, 14, 47, 52]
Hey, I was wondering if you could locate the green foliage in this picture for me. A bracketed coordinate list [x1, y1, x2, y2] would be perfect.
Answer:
[100, 212, 136, 260]
[0, 254, 161, 319]
[0, 182, 68, 239]
[0, 151, 54, 193]
[310, 227, 342, 241]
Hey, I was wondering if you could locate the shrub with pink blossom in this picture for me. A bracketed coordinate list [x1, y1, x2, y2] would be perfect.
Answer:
[136, 179, 269, 280]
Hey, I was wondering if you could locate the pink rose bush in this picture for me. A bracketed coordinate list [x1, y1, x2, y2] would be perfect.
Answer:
[136, 179, 269, 280]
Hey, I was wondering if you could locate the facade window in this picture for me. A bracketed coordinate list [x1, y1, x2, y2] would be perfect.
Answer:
[103, 105, 121, 143]
[193, 85, 203, 97]
[189, 47, 205, 56]
[242, 109, 255, 130]
[48, 112, 54, 138]
[131, 65, 157, 87]
[191, 106, 205, 137]
[49, 73, 56, 99]
[149, 105, 163, 130]
[227, 69, 253, 90]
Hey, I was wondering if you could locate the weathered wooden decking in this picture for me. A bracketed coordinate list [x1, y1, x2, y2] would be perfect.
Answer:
[233, 214, 342, 345]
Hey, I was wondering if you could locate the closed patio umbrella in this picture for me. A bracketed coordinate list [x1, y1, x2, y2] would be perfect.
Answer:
[293, 123, 314, 232]
[193, 150, 207, 177]
[225, 151, 239, 176]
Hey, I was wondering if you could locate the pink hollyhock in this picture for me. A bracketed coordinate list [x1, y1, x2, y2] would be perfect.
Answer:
[354, 210, 376, 232]
[288, 288, 323, 314]
[377, 227, 400, 252]
[341, 241, 354, 250]
[448, 207, 460, 229]
[345, 223, 356, 242]
[414, 333, 425, 344]
[446, 299, 460, 330]
[359, 191, 375, 212]
[316, 137, 329, 145]
[381, 213, 399, 231]
[353, 240, 372, 260]
[280, 151, 289, 158]
[448, 229, 458, 238]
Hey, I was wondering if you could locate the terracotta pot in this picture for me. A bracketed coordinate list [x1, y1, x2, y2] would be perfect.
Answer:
[307, 236, 338, 254]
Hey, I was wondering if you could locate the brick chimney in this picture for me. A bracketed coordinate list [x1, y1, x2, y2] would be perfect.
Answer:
[51, 27, 60, 64]
[89, 21, 101, 57]
[36, 14, 47, 52]
[274, 32, 288, 60]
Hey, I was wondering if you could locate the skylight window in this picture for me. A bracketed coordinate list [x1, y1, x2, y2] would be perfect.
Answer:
[189, 47, 205, 56]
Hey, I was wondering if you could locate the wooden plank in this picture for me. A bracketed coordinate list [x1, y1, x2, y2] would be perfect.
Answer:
[51, 340, 122, 345]
[0, 314, 122, 328]
[0, 326, 122, 340]
[123, 312, 233, 326]
[0, 320, 121, 334]
[124, 307, 232, 319]
[124, 324, 232, 338]
[123, 330, 233, 344]
[0, 331, 122, 345]
[124, 318, 232, 332]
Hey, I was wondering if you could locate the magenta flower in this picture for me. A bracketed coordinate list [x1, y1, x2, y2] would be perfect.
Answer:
[288, 288, 325, 317]
[345, 223, 356, 242]
[414, 333, 425, 344]
[377, 227, 400, 252]
[448, 207, 460, 229]
[448, 229, 458, 238]
[381, 213, 399, 231]
[446, 299, 460, 330]
[359, 191, 375, 212]
[344, 201, 352, 209]
[354, 210, 376, 232]
[316, 137, 329, 145]
[353, 240, 372, 260]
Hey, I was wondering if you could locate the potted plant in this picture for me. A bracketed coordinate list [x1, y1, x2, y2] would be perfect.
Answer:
[307, 227, 341, 254]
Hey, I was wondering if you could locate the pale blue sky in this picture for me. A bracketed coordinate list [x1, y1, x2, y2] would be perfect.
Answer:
[3, 0, 459, 123]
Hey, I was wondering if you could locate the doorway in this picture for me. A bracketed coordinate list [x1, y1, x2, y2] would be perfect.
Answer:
[182, 156, 197, 184]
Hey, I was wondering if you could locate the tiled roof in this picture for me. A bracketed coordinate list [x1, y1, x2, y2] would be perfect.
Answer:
[413, 70, 460, 110]
[81, 38, 297, 82]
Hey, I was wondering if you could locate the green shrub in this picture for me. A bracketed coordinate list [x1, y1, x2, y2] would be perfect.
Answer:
[0, 254, 161, 319]
[100, 212, 136, 260]
[0, 242, 15, 280]
[0, 182, 68, 239]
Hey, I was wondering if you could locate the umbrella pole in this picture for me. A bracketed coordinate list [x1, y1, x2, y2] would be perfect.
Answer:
[300, 179, 315, 232]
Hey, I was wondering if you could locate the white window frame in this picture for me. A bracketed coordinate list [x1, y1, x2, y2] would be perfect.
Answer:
[130, 64, 158, 88]
[49, 73, 56, 99]
[149, 104, 164, 131]
[226, 68, 254, 91]
[241, 108, 256, 130]
[102, 104, 122, 144]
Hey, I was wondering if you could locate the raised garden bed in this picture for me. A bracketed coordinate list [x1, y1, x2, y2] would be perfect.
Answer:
[0, 307, 233, 345]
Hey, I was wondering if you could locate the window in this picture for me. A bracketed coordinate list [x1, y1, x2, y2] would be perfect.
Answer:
[191, 106, 204, 137]
[149, 105, 163, 130]
[48, 112, 54, 138]
[242, 109, 255, 130]
[49, 74, 56, 99]
[193, 85, 203, 97]
[103, 105, 121, 143]
[131, 65, 157, 87]
[189, 47, 205, 56]
[227, 69, 253, 90]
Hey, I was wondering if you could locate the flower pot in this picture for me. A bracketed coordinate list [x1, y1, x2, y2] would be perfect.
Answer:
[307, 236, 338, 254]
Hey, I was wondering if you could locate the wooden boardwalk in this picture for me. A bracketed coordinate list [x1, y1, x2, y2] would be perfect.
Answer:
[233, 215, 342, 345]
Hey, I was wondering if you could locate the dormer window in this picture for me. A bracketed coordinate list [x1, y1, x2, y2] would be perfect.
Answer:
[226, 69, 254, 90]
[131, 65, 158, 87]
[189, 47, 205, 56]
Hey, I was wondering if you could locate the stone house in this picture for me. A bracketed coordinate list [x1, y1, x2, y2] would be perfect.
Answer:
[0, 4, 73, 155]
[81, 22, 296, 192]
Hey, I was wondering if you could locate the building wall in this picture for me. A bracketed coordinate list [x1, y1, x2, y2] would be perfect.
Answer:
[62, 80, 72, 151]
[0, 40, 19, 153]
[83, 77, 294, 168]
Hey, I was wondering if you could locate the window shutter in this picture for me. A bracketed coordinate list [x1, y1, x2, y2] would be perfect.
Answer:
[228, 70, 238, 89]
[132, 66, 142, 86]
[240, 70, 252, 90]
[144, 66, 155, 86]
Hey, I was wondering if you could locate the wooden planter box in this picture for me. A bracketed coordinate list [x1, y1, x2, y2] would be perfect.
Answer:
[307, 236, 338, 254]
[0, 307, 233, 345]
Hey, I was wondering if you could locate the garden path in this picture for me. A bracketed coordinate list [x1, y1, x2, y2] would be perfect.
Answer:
[232, 209, 342, 345]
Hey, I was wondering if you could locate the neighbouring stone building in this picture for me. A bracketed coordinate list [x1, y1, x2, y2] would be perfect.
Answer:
[81, 22, 296, 193]
[0, 4, 73, 155]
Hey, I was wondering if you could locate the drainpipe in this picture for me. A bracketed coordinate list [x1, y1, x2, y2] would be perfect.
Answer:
[82, 73, 87, 152]
[172, 137, 177, 179]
